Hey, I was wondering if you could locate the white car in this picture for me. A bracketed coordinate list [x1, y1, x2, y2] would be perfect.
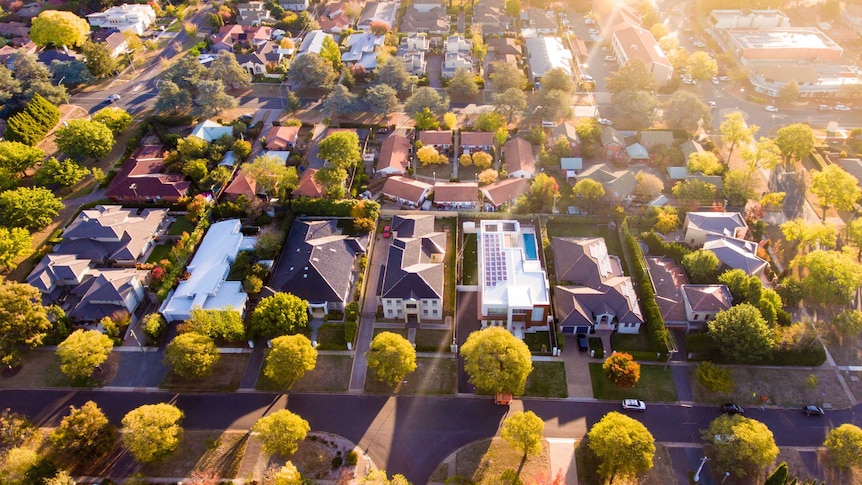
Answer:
[622, 399, 646, 411]
[598, 118, 613, 126]
[765, 105, 778, 112]
[693, 41, 706, 48]
[819, 104, 833, 111]
[708, 101, 717, 109]
[719, 76, 730, 82]
[604, 56, 616, 62]
[712, 77, 720, 85]
[106, 94, 121, 103]
[835, 104, 851, 111]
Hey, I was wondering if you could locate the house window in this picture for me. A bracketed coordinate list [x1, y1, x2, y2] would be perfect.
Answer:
[432, 300, 438, 306]
[397, 310, 403, 316]
[406, 303, 417, 309]
[423, 300, 429, 306]
[432, 310, 438, 316]
[693, 313, 700, 320]
[423, 310, 428, 316]
[387, 310, 394, 316]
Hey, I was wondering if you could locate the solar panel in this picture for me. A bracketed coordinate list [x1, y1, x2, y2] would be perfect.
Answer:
[620, 279, 642, 316]
[589, 241, 612, 278]
[483, 232, 509, 287]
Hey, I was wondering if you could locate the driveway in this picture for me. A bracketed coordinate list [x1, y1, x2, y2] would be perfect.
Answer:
[426, 55, 443, 89]
[561, 335, 595, 399]
[348, 232, 391, 391]
[456, 291, 481, 393]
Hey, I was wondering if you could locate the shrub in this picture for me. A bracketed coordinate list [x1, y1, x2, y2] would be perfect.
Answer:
[331, 456, 343, 469]
[696, 361, 734, 393]
[346, 450, 358, 466]
[141, 313, 167, 345]
[345, 320, 357, 345]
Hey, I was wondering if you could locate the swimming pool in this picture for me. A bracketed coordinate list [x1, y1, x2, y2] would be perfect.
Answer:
[523, 233, 538, 260]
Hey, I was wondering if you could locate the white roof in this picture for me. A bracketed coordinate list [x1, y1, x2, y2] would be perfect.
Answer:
[525, 36, 573, 79]
[191, 120, 234, 142]
[479, 220, 550, 313]
[298, 30, 330, 56]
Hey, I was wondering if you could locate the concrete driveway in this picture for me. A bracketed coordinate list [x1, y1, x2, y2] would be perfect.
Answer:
[561, 335, 596, 399]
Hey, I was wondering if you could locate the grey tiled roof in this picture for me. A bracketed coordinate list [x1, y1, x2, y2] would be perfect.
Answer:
[381, 231, 446, 299]
[391, 214, 435, 238]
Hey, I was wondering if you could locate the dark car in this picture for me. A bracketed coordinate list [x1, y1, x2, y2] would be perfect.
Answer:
[803, 405, 825, 416]
[576, 333, 589, 352]
[720, 403, 744, 415]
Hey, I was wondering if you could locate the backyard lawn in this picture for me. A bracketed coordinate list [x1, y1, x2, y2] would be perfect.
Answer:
[524, 361, 568, 398]
[167, 216, 196, 236]
[146, 243, 173, 264]
[437, 218, 457, 316]
[462, 233, 478, 285]
[589, 363, 677, 402]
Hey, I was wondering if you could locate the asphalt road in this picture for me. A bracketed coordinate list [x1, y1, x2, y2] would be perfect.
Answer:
[1, 389, 856, 483]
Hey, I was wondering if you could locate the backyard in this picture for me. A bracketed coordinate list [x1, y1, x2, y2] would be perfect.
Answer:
[146, 243, 173, 264]
[461, 233, 478, 285]
[167, 216, 196, 236]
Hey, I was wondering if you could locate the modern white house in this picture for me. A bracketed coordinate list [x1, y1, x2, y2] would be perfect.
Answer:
[87, 4, 156, 35]
[160, 220, 255, 322]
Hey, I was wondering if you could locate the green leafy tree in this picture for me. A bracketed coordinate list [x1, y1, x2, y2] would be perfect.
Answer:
[30, 11, 90, 48]
[682, 249, 720, 283]
[474, 112, 506, 133]
[708, 303, 775, 363]
[0, 187, 63, 231]
[811, 164, 861, 221]
[780, 218, 836, 252]
[164, 332, 220, 378]
[251, 410, 310, 456]
[695, 361, 734, 393]
[686, 51, 718, 80]
[366, 84, 398, 116]
[0, 141, 44, 176]
[775, 123, 815, 166]
[184, 159, 210, 186]
[537, 89, 574, 123]
[34, 157, 90, 188]
[792, 250, 862, 306]
[655, 207, 681, 233]
[606, 59, 658, 94]
[572, 178, 606, 214]
[832, 309, 862, 345]
[209, 51, 252, 89]
[614, 89, 658, 128]
[472, 151, 492, 169]
[413, 107, 440, 130]
[778, 80, 800, 104]
[242, 154, 299, 198]
[576, 118, 602, 145]
[366, 331, 417, 385]
[121, 403, 184, 463]
[442, 112, 458, 130]
[323, 84, 358, 118]
[824, 423, 862, 468]
[602, 352, 641, 387]
[489, 61, 527, 92]
[313, 166, 348, 198]
[288, 53, 337, 89]
[155, 80, 193, 114]
[505, 0, 521, 17]
[540, 68, 576, 95]
[460, 327, 533, 395]
[81, 41, 118, 78]
[672, 179, 716, 203]
[719, 269, 762, 304]
[587, 412, 656, 483]
[743, 138, 782, 175]
[515, 173, 560, 214]
[722, 169, 758, 206]
[687, 151, 723, 175]
[447, 67, 479, 97]
[404, 87, 449, 116]
[45, 470, 77, 485]
[702, 414, 778, 477]
[142, 313, 167, 344]
[493, 88, 527, 122]
[376, 55, 416, 94]
[251, 293, 310, 339]
[55, 119, 115, 160]
[184, 308, 245, 343]
[49, 401, 116, 457]
[56, 329, 114, 380]
[720, 112, 759, 162]
[318, 131, 362, 169]
[500, 411, 544, 457]
[92, 107, 133, 134]
[0, 281, 51, 367]
[193, 79, 237, 119]
[663, 90, 711, 131]
[0, 227, 32, 271]
[264, 334, 318, 388]
[320, 35, 343, 71]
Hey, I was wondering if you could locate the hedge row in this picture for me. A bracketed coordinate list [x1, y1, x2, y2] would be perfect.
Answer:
[291, 198, 380, 219]
[6, 94, 60, 146]
[621, 222, 669, 351]
[641, 230, 691, 265]
[685, 331, 827, 366]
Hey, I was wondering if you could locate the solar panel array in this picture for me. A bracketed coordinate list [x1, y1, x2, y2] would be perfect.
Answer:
[589, 241, 612, 278]
[483, 232, 509, 287]
[620, 280, 641, 316]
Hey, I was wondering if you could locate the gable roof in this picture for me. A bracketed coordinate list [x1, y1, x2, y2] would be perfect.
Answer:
[391, 214, 436, 238]
[381, 227, 446, 300]
[626, 143, 649, 159]
[191, 120, 234, 142]
[486, 37, 521, 55]
[67, 268, 146, 322]
[265, 125, 300, 150]
[680, 284, 733, 313]
[554, 283, 643, 327]
[703, 234, 768, 275]
[434, 182, 479, 203]
[400, 6, 449, 33]
[292, 168, 326, 198]
[377, 134, 411, 174]
[503, 138, 535, 175]
[552, 237, 624, 287]
[686, 211, 747, 237]
[553, 122, 580, 143]
[612, 24, 671, 69]
[600, 126, 625, 146]
[224, 170, 259, 199]
[105, 145, 190, 202]
[680, 140, 705, 160]
[27, 254, 92, 293]
[460, 131, 494, 147]
[645, 256, 689, 324]
[480, 178, 529, 208]
[419, 130, 453, 145]
[381, 176, 433, 203]
[579, 164, 638, 198]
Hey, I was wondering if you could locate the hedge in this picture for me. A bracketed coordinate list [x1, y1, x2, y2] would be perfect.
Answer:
[6, 94, 60, 146]
[641, 230, 690, 265]
[291, 198, 380, 219]
[621, 221, 669, 351]
[686, 331, 827, 366]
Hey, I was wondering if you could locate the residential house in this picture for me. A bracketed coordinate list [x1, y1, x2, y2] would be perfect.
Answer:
[680, 140, 705, 161]
[265, 125, 300, 150]
[398, 34, 429, 74]
[522, 8, 557, 36]
[234, 42, 284, 75]
[471, 219, 551, 337]
[560, 158, 583, 181]
[418, 131, 453, 153]
[503, 138, 536, 179]
[318, 1, 356, 33]
[486, 39, 521, 58]
[680, 284, 734, 323]
[626, 143, 649, 163]
[0, 22, 30, 42]
[400, 6, 450, 35]
[600, 126, 626, 161]
[610, 24, 674, 86]
[442, 35, 473, 77]
[578, 164, 638, 200]
[552, 237, 642, 334]
[342, 32, 385, 70]
[223, 171, 260, 202]
[481, 178, 529, 211]
[92, 31, 129, 58]
[87, 4, 156, 35]
[380, 214, 446, 322]
[160, 220, 255, 322]
[28, 254, 93, 294]
[213, 25, 273, 52]
[703, 234, 768, 277]
[552, 122, 581, 156]
[381, 176, 432, 207]
[473, 0, 509, 35]
[434, 182, 479, 210]
[190, 120, 234, 142]
[237, 2, 271, 26]
[640, 130, 675, 150]
[65, 268, 147, 323]
[297, 30, 332, 56]
[683, 211, 748, 247]
[268, 219, 367, 317]
[525, 36, 573, 82]
[292, 168, 327, 198]
[280, 0, 310, 11]
[105, 145, 191, 204]
[667, 166, 723, 189]
[645, 256, 690, 327]
[357, 1, 399, 31]
[377, 135, 412, 176]
[460, 132, 494, 155]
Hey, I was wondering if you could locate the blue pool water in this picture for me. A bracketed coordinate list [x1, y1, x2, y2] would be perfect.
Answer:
[523, 233, 538, 260]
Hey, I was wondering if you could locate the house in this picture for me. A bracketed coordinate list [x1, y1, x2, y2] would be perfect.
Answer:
[640, 130, 675, 150]
[380, 214, 446, 322]
[297, 30, 332, 56]
[552, 237, 642, 334]
[503, 138, 536, 179]
[237, 2, 271, 26]
[223, 171, 260, 202]
[381, 176, 433, 207]
[434, 182, 479, 210]
[418, 131, 453, 152]
[265, 125, 300, 150]
[87, 4, 156, 35]
[65, 268, 147, 323]
[28, 254, 93, 294]
[645, 256, 689, 327]
[234, 42, 284, 75]
[553, 122, 581, 156]
[318, 1, 356, 33]
[626, 143, 650, 162]
[680, 140, 705, 161]
[667, 166, 723, 189]
[54, 205, 169, 266]
[441, 35, 473, 77]
[600, 126, 626, 160]
[292, 168, 327, 198]
[279, 0, 310, 12]
[703, 234, 768, 277]
[560, 158, 583, 181]
[460, 132, 494, 155]
[400, 6, 450, 35]
[105, 145, 191, 204]
[268, 219, 367, 317]
[92, 31, 129, 58]
[471, 220, 551, 337]
[486, 37, 521, 56]
[680, 285, 734, 323]
[481, 178, 529, 211]
[683, 211, 748, 247]
[397, 33, 429, 74]
[0, 22, 30, 40]
[160, 220, 255, 322]
[213, 25, 274, 52]
[15, 2, 44, 19]
[610, 24, 674, 86]
[522, 8, 557, 36]
[190, 120, 234, 142]
[524, 36, 573, 82]
[377, 135, 411, 176]
[578, 164, 638, 200]
[342, 32, 385, 70]
[357, 1, 399, 31]
[474, 0, 508, 35]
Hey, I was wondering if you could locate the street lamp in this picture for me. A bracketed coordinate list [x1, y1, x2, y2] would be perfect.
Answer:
[129, 183, 140, 205]
[721, 471, 731, 484]
[693, 456, 710, 482]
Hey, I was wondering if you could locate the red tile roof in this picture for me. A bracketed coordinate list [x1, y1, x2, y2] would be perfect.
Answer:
[224, 170, 258, 200]
[265, 125, 300, 150]
[434, 182, 479, 203]
[381, 176, 432, 203]
[105, 145, 190, 202]
[460, 131, 494, 147]
[292, 168, 326, 198]
[377, 135, 411, 174]
[503, 138, 536, 175]
[419, 130, 453, 146]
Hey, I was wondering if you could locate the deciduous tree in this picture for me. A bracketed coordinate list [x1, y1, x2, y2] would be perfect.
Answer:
[472, 151, 492, 169]
[252, 410, 310, 456]
[155, 80, 193, 114]
[605, 59, 658, 94]
[30, 11, 89, 48]
[460, 327, 532, 395]
[55, 119, 115, 160]
[323, 84, 358, 118]
[447, 68, 479, 97]
[288, 53, 337, 89]
[49, 401, 116, 457]
[404, 87, 449, 116]
[633, 172, 663, 201]
[792, 249, 862, 306]
[193, 79, 238, 119]
[500, 411, 544, 457]
[376, 56, 416, 94]
[722, 169, 758, 206]
[81, 41, 118, 78]
[493, 87, 527, 123]
[489, 62, 527, 92]
[695, 361, 734, 393]
[242, 154, 300, 198]
[366, 331, 417, 385]
[474, 112, 506, 133]
[654, 207, 681, 233]
[417, 145, 448, 166]
[515, 173, 559, 214]
[775, 123, 815, 166]
[264, 334, 318, 388]
[702, 414, 778, 477]
[572, 178, 606, 214]
[56, 329, 113, 380]
[0, 141, 44, 176]
[478, 168, 498, 184]
[184, 307, 246, 343]
[686, 51, 718, 80]
[313, 166, 348, 198]
[0, 281, 51, 367]
[366, 84, 398, 116]
[121, 403, 184, 463]
[613, 89, 658, 128]
[687, 151, 722, 175]
[663, 91, 711, 131]
[824, 423, 862, 468]
[251, 293, 310, 339]
[0, 227, 32, 271]
[682, 249, 720, 284]
[720, 112, 759, 162]
[209, 51, 252, 89]
[318, 131, 362, 169]
[587, 412, 656, 482]
[780, 218, 836, 252]
[602, 352, 641, 387]
[0, 186, 64, 231]
[741, 137, 782, 174]
[320, 36, 343, 71]
[413, 107, 439, 130]
[671, 179, 716, 203]
[92, 107, 133, 134]
[779, 80, 800, 104]
[34, 157, 90, 188]
[811, 164, 861, 221]
[708, 303, 775, 363]
[164, 332, 220, 378]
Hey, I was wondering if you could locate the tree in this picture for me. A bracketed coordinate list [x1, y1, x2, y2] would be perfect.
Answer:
[708, 303, 775, 363]
[121, 403, 184, 463]
[792, 250, 862, 306]
[741, 137, 782, 174]
[155, 80, 193, 114]
[606, 59, 658, 94]
[56, 329, 113, 381]
[447, 67, 479, 97]
[489, 62, 527, 92]
[323, 84, 358, 118]
[0, 64, 21, 102]
[404, 87, 449, 116]
[587, 412, 656, 483]
[780, 218, 836, 251]
[442, 112, 458, 130]
[30, 11, 90, 48]
[723, 169, 758, 206]
[34, 157, 90, 188]
[92, 107, 133, 134]
[576, 118, 602, 145]
[775, 123, 815, 166]
[242, 154, 299, 198]
[500, 411, 544, 457]
[264, 334, 318, 388]
[572, 178, 606, 214]
[633, 172, 664, 201]
[376, 56, 416, 94]
[45, 470, 77, 485]
[184, 308, 245, 343]
[505, 0, 521, 17]
[318, 131, 362, 169]
[824, 423, 862, 468]
[0, 141, 44, 176]
[209, 51, 252, 89]
[671, 179, 716, 203]
[314, 166, 348, 198]
[719, 269, 762, 304]
[0, 227, 32, 271]
[417, 145, 447, 166]
[81, 41, 118, 78]
[613, 89, 658, 128]
[251, 293, 310, 339]
[233, 139, 252, 160]
[460, 327, 532, 395]
[687, 152, 724, 176]
[55, 119, 115, 160]
[366, 331, 417, 385]
[413, 107, 440, 130]
[602, 352, 641, 387]
[459, 153, 472, 167]
[0, 187, 63, 232]
[320, 36, 343, 71]
[288, 53, 337, 89]
[847, 218, 862, 260]
[663, 91, 711, 130]
[366, 84, 398, 116]
[251, 410, 310, 456]
[650, 23, 669, 40]
[50, 59, 95, 86]
[811, 165, 861, 221]
[654, 207, 681, 233]
[515, 173, 560, 214]
[702, 414, 778, 477]
[0, 281, 51, 366]
[720, 112, 759, 162]
[682, 249, 720, 283]
[164, 332, 220, 378]
[475, 112, 507, 133]
[50, 401, 116, 457]
[537, 89, 573, 123]
[478, 168, 498, 184]
[540, 68, 576, 95]
[779, 80, 800, 104]
[696, 361, 734, 393]
[686, 51, 718, 81]
[193, 79, 237, 119]
[472, 151, 492, 169]
[493, 88, 527, 122]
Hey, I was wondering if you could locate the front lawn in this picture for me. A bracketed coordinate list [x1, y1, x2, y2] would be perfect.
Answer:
[256, 354, 353, 393]
[589, 363, 677, 402]
[525, 331, 552, 353]
[146, 243, 173, 264]
[316, 324, 347, 350]
[364, 356, 456, 394]
[167, 216, 196, 236]
[576, 440, 676, 485]
[524, 361, 568, 398]
[415, 329, 452, 352]
[692, 367, 851, 408]
[160, 354, 249, 391]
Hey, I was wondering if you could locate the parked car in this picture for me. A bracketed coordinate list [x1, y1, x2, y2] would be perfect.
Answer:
[598, 118, 613, 126]
[719, 75, 730, 82]
[712, 77, 720, 85]
[604, 56, 616, 62]
[382, 226, 391, 238]
[835, 104, 851, 111]
[693, 41, 706, 47]
[721, 403, 744, 414]
[802, 405, 825, 416]
[576, 333, 589, 352]
[819, 104, 833, 111]
[622, 399, 647, 411]
[765, 105, 778, 112]
[708, 101, 717, 109]
[106, 94, 121, 103]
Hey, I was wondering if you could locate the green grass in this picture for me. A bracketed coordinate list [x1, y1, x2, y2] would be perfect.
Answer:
[373, 327, 408, 339]
[167, 216, 196, 236]
[364, 356, 457, 394]
[524, 361, 568, 398]
[524, 331, 551, 353]
[588, 337, 604, 358]
[415, 329, 452, 352]
[316, 324, 347, 350]
[256, 354, 353, 392]
[160, 354, 250, 391]
[462, 233, 478, 285]
[611, 332, 655, 353]
[146, 243, 173, 264]
[589, 363, 677, 402]
[438, 218, 457, 316]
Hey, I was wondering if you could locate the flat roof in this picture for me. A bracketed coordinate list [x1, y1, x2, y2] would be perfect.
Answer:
[728, 28, 842, 51]
[524, 36, 573, 78]
[478, 220, 549, 310]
